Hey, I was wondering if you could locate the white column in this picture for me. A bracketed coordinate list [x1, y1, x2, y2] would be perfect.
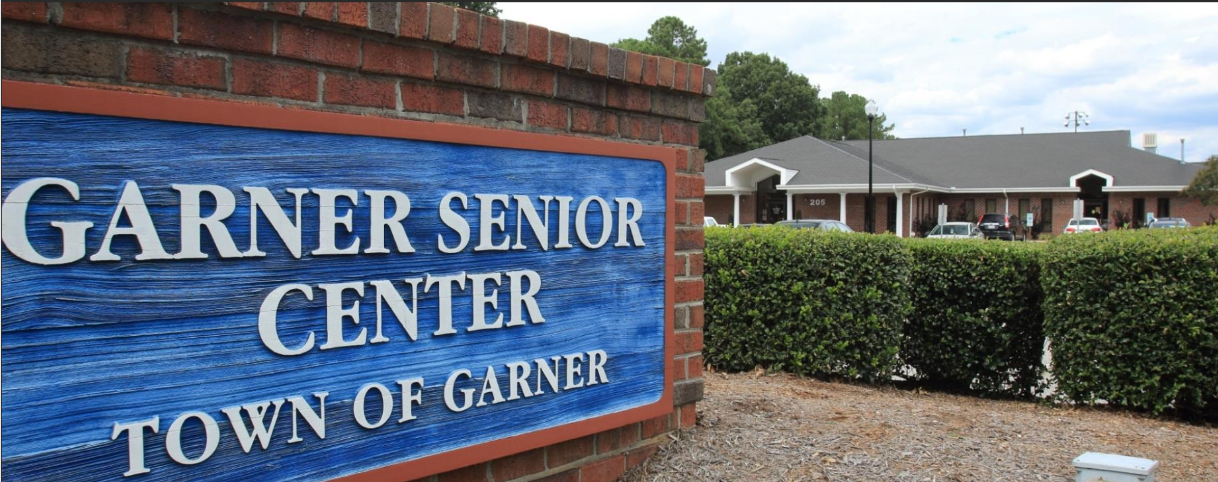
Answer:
[839, 193, 847, 223]
[732, 193, 741, 227]
[786, 192, 793, 221]
[895, 192, 904, 237]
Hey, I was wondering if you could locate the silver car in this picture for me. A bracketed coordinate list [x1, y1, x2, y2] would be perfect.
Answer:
[926, 222, 982, 239]
[1148, 218, 1191, 229]
[776, 219, 854, 232]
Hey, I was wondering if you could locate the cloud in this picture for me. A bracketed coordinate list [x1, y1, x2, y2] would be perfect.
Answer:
[499, 2, 1218, 161]
[995, 27, 1027, 39]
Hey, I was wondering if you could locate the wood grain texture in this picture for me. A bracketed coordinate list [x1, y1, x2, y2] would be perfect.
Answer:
[0, 108, 668, 481]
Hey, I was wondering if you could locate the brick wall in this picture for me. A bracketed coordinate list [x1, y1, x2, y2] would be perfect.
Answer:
[918, 193, 1216, 235]
[715, 190, 1216, 238]
[792, 193, 840, 221]
[1110, 193, 1218, 229]
[1, 3, 711, 481]
[738, 193, 756, 224]
[1162, 194, 1218, 226]
[704, 193, 732, 226]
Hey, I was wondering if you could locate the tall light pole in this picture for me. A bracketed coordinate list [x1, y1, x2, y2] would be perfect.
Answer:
[865, 100, 879, 233]
[1065, 111, 1090, 132]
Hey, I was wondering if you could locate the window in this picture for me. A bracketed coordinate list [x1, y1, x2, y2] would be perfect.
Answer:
[1019, 198, 1031, 221]
[1158, 198, 1171, 218]
[959, 199, 975, 221]
[1041, 198, 1053, 231]
[985, 199, 997, 213]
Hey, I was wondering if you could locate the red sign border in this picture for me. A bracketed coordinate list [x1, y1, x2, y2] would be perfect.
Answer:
[1, 79, 677, 482]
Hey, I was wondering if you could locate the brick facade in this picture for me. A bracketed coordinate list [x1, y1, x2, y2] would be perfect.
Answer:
[707, 191, 1216, 235]
[931, 192, 1217, 234]
[2, 3, 712, 481]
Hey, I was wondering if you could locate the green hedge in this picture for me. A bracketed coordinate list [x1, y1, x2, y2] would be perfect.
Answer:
[703, 226, 911, 382]
[903, 239, 1045, 397]
[1041, 226, 1218, 415]
[705, 226, 1218, 414]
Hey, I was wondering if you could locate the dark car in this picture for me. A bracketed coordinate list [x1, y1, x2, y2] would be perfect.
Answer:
[976, 213, 1027, 241]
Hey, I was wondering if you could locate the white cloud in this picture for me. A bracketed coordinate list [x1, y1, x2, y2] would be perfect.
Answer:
[499, 2, 1218, 162]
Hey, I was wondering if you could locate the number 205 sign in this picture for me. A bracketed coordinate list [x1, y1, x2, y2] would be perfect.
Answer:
[1, 82, 676, 481]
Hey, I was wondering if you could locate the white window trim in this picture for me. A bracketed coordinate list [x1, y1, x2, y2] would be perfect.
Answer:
[1101, 186, 1186, 192]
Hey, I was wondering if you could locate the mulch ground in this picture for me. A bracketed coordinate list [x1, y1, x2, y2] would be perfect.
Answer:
[622, 371, 1218, 481]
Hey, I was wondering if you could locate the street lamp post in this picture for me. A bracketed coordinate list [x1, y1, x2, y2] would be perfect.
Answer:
[865, 100, 879, 233]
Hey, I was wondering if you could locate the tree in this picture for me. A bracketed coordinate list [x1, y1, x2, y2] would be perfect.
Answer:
[714, 52, 823, 147]
[699, 83, 769, 160]
[611, 16, 710, 66]
[817, 91, 897, 141]
[441, 2, 500, 17]
[1183, 155, 1218, 206]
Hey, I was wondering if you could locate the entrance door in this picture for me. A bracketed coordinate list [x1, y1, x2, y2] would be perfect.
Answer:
[754, 174, 786, 223]
[1075, 175, 1109, 223]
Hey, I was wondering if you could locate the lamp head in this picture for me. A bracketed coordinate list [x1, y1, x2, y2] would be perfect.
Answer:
[864, 100, 879, 118]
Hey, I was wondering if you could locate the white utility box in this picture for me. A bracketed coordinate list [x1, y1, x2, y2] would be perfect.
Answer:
[1073, 452, 1158, 482]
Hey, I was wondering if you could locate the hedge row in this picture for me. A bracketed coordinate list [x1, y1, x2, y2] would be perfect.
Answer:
[904, 239, 1044, 397]
[703, 226, 910, 383]
[1041, 226, 1218, 415]
[704, 225, 1218, 414]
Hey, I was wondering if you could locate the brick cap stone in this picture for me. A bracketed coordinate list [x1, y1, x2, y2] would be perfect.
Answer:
[219, 2, 714, 97]
[673, 379, 704, 406]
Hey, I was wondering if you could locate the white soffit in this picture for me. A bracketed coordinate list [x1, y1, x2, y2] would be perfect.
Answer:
[724, 158, 798, 188]
[1069, 169, 1114, 187]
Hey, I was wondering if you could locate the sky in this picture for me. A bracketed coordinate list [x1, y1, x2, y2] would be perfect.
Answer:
[498, 2, 1218, 162]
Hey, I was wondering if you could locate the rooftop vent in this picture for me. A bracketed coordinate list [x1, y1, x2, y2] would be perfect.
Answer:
[1143, 133, 1157, 154]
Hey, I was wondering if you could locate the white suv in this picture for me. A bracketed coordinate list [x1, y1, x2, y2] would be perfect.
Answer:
[704, 216, 719, 228]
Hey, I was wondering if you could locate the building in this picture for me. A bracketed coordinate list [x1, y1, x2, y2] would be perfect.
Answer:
[704, 130, 1217, 236]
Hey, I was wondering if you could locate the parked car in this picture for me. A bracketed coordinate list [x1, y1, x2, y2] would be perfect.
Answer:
[1063, 217, 1103, 234]
[926, 222, 982, 239]
[977, 213, 1027, 241]
[704, 216, 720, 228]
[1148, 217, 1191, 229]
[776, 219, 854, 232]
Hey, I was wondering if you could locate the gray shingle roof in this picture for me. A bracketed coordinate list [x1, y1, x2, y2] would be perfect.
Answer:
[706, 130, 1204, 190]
[704, 136, 915, 188]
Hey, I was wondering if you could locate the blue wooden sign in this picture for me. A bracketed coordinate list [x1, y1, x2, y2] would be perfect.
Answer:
[1, 103, 671, 481]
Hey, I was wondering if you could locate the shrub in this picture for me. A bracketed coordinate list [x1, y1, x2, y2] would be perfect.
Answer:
[912, 213, 938, 238]
[703, 226, 911, 382]
[903, 239, 1045, 397]
[1041, 227, 1218, 415]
